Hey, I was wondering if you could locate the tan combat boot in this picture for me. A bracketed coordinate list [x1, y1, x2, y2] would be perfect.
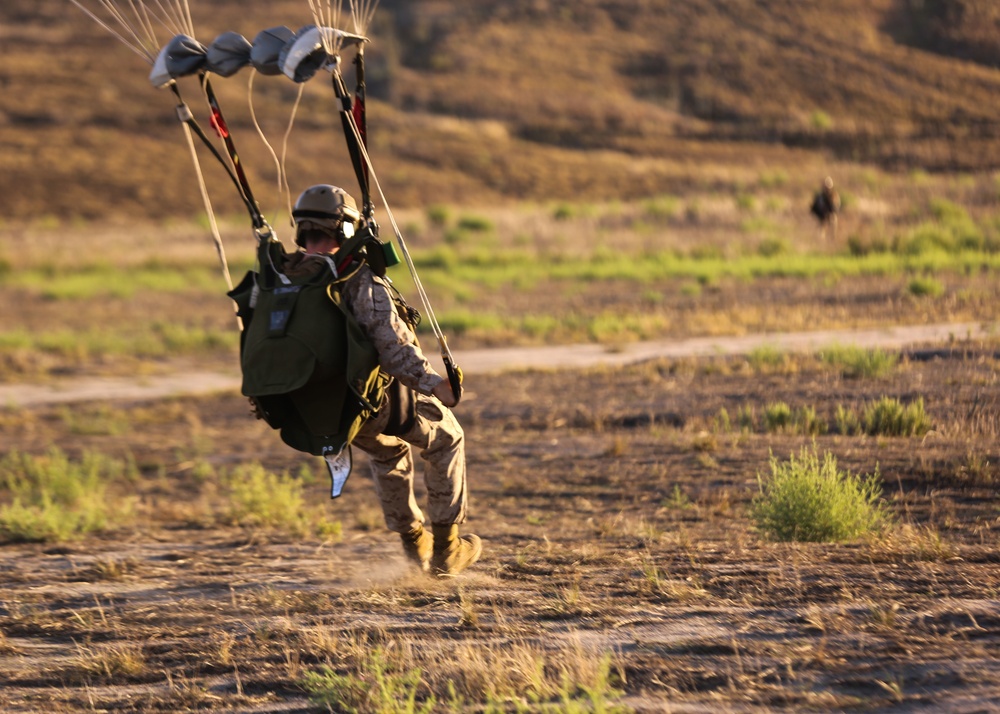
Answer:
[430, 524, 482, 577]
[400, 524, 433, 572]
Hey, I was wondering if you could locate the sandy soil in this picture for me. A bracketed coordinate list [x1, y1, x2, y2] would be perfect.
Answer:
[0, 321, 990, 408]
[0, 325, 998, 712]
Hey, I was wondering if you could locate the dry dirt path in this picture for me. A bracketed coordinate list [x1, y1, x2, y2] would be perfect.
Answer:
[0, 320, 992, 408]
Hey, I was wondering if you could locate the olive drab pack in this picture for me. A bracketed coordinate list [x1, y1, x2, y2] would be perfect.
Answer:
[227, 247, 387, 458]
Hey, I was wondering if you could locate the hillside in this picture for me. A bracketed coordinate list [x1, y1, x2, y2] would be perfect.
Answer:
[3, 0, 1000, 222]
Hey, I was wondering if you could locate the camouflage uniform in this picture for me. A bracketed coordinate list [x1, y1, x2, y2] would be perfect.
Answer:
[336, 262, 468, 534]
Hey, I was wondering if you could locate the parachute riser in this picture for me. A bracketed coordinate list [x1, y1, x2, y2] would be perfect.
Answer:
[327, 66, 463, 403]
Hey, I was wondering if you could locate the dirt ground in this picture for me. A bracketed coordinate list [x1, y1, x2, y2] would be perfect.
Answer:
[1, 333, 998, 712]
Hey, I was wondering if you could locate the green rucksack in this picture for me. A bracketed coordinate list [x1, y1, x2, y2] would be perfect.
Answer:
[228, 250, 387, 458]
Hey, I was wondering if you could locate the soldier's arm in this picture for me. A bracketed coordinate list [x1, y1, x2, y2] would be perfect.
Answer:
[340, 266, 445, 396]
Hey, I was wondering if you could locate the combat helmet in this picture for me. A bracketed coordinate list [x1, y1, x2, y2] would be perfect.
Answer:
[292, 184, 361, 246]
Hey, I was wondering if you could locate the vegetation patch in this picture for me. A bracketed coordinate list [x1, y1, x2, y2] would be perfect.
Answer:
[861, 396, 932, 437]
[751, 446, 892, 543]
[221, 462, 342, 539]
[0, 448, 137, 542]
[819, 345, 899, 379]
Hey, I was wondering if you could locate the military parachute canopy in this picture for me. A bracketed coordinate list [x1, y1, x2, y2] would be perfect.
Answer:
[149, 24, 367, 88]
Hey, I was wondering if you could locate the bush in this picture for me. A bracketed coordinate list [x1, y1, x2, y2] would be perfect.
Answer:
[425, 204, 451, 227]
[223, 463, 339, 538]
[0, 448, 136, 542]
[456, 214, 493, 232]
[907, 276, 944, 297]
[747, 345, 787, 372]
[834, 404, 862, 435]
[757, 237, 790, 257]
[553, 203, 576, 221]
[764, 402, 793, 432]
[302, 647, 432, 714]
[763, 403, 825, 435]
[810, 110, 833, 130]
[895, 199, 984, 255]
[750, 446, 891, 542]
[819, 345, 899, 379]
[643, 195, 681, 220]
[847, 233, 890, 256]
[862, 396, 932, 437]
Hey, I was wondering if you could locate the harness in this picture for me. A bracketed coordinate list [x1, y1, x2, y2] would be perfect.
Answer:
[228, 234, 419, 460]
[69, 4, 463, 494]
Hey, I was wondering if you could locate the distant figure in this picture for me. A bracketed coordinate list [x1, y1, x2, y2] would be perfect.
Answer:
[810, 176, 841, 242]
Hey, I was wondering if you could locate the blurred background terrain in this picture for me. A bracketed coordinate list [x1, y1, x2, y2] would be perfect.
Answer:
[3, 0, 1000, 222]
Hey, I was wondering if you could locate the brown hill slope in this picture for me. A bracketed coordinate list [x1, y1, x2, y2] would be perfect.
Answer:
[2, 0, 1000, 222]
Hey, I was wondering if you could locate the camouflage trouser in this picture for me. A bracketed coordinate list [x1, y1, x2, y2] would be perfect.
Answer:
[351, 392, 467, 534]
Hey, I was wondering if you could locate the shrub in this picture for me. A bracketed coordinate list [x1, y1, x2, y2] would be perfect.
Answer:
[758, 169, 789, 188]
[895, 200, 984, 255]
[222, 463, 338, 538]
[763, 403, 824, 435]
[747, 345, 787, 372]
[757, 237, 789, 257]
[750, 446, 891, 542]
[735, 193, 756, 212]
[764, 402, 793, 432]
[553, 203, 576, 221]
[834, 404, 862, 435]
[862, 397, 932, 437]
[426, 204, 451, 227]
[0, 448, 136, 542]
[302, 647, 432, 714]
[847, 233, 890, 256]
[907, 276, 944, 297]
[456, 214, 493, 232]
[643, 195, 681, 220]
[819, 345, 898, 379]
[794, 405, 826, 436]
[810, 110, 833, 130]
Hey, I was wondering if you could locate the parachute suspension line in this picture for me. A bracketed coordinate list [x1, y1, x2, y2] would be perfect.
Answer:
[124, 0, 158, 46]
[280, 84, 307, 226]
[307, 0, 344, 54]
[67, 0, 158, 62]
[177, 117, 241, 329]
[349, 0, 379, 36]
[334, 78, 452, 362]
[148, 0, 194, 37]
[247, 70, 288, 224]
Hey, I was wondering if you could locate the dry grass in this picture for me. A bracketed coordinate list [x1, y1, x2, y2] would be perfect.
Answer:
[0, 340, 997, 711]
[1, 4, 999, 708]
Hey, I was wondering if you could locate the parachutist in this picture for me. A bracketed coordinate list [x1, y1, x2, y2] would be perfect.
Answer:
[232, 186, 481, 578]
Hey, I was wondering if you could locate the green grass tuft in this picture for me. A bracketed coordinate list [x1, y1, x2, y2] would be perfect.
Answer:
[0, 448, 137, 542]
[907, 276, 944, 297]
[302, 647, 433, 714]
[751, 446, 892, 542]
[862, 396, 932, 437]
[819, 345, 899, 379]
[222, 463, 339, 538]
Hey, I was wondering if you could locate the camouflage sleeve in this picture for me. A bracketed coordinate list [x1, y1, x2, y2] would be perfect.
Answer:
[340, 264, 444, 396]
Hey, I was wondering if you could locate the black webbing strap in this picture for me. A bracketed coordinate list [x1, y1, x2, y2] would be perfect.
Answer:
[352, 50, 373, 219]
[331, 70, 371, 218]
[201, 76, 266, 230]
[168, 82, 266, 230]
